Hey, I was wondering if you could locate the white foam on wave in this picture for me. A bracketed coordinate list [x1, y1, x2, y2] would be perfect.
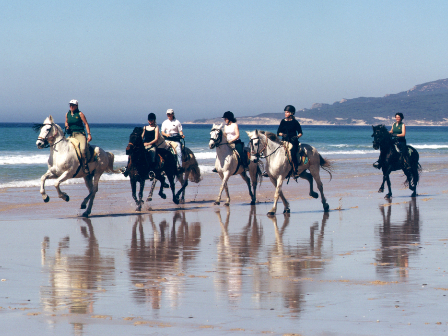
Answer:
[410, 144, 448, 149]
[320, 150, 376, 155]
[0, 152, 129, 165]
[193, 152, 216, 160]
[0, 172, 128, 189]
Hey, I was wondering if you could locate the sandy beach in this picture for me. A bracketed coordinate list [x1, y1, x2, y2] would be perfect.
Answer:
[1, 154, 448, 335]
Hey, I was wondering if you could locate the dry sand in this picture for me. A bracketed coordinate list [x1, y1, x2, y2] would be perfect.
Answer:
[1, 157, 448, 335]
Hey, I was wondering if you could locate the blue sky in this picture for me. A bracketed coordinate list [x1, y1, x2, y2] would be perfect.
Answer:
[2, 0, 448, 123]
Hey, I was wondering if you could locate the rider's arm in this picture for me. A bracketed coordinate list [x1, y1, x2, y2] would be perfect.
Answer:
[161, 121, 170, 137]
[79, 112, 92, 142]
[177, 121, 185, 139]
[398, 124, 406, 137]
[148, 126, 159, 146]
[277, 120, 285, 137]
[296, 121, 303, 138]
[65, 113, 69, 129]
[389, 124, 394, 134]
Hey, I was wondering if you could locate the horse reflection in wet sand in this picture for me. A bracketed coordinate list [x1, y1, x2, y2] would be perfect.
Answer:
[376, 198, 421, 277]
[127, 212, 201, 307]
[214, 206, 263, 303]
[40, 218, 115, 316]
[268, 212, 329, 315]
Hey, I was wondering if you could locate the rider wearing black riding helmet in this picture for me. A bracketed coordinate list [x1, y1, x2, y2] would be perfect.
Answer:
[277, 105, 303, 176]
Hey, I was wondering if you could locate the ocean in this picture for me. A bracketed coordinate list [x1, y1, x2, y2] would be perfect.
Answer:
[2, 122, 448, 189]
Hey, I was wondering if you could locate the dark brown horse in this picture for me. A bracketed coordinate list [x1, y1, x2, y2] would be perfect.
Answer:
[125, 127, 186, 211]
[372, 125, 421, 198]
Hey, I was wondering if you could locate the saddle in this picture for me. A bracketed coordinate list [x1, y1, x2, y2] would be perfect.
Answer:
[165, 140, 191, 163]
[282, 141, 309, 166]
[68, 138, 95, 164]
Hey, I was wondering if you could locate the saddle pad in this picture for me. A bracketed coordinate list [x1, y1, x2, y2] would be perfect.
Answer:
[165, 140, 178, 150]
[68, 138, 95, 163]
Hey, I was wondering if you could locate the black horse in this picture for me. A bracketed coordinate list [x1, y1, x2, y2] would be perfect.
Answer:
[371, 125, 421, 198]
[125, 127, 186, 210]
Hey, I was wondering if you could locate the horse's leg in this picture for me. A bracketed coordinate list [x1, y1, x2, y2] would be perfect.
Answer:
[177, 172, 187, 203]
[136, 179, 145, 211]
[54, 171, 71, 202]
[40, 170, 55, 202]
[81, 174, 94, 210]
[309, 165, 329, 212]
[239, 171, 254, 205]
[248, 163, 259, 205]
[298, 170, 318, 199]
[82, 173, 101, 217]
[215, 171, 231, 205]
[268, 176, 288, 215]
[147, 179, 157, 202]
[157, 175, 167, 199]
[168, 174, 179, 205]
[410, 164, 419, 197]
[131, 177, 139, 206]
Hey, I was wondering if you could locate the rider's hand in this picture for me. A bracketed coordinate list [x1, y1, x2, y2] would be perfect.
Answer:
[87, 134, 92, 142]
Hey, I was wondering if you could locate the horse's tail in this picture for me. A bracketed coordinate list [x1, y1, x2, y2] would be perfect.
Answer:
[188, 158, 202, 183]
[319, 154, 333, 181]
[106, 152, 121, 173]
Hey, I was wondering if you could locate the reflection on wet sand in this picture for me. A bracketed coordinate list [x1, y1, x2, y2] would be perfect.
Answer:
[214, 206, 263, 304]
[268, 212, 330, 315]
[127, 212, 201, 310]
[40, 218, 115, 333]
[376, 198, 421, 278]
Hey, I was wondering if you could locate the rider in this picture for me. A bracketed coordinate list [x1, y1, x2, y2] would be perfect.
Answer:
[277, 105, 303, 177]
[373, 112, 409, 170]
[161, 109, 184, 174]
[65, 99, 92, 174]
[142, 113, 161, 166]
[223, 111, 247, 169]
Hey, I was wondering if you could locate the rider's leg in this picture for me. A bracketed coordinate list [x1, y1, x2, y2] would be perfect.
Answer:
[235, 141, 246, 168]
[175, 142, 184, 173]
[73, 132, 90, 174]
[290, 137, 300, 175]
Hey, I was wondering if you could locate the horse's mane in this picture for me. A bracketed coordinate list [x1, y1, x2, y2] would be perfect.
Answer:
[32, 122, 63, 134]
[260, 130, 282, 144]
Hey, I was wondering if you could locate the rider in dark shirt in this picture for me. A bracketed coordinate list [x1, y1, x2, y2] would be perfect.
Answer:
[277, 105, 303, 176]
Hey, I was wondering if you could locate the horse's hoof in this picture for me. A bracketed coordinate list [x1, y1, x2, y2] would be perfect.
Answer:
[64, 195, 70, 202]
[224, 202, 230, 206]
[173, 198, 179, 205]
[214, 201, 220, 205]
[163, 183, 169, 188]
[310, 192, 319, 199]
[80, 204, 87, 209]
[411, 192, 417, 197]
[378, 188, 384, 193]
[159, 193, 166, 199]
[283, 208, 290, 214]
[180, 199, 185, 204]
[81, 212, 89, 218]
[250, 200, 256, 205]
[43, 195, 50, 203]
[323, 203, 330, 212]
[146, 197, 152, 202]
[267, 211, 275, 216]
[136, 206, 142, 212]
[384, 194, 392, 199]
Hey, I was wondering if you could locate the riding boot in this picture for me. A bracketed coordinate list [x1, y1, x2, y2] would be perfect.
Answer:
[291, 150, 301, 177]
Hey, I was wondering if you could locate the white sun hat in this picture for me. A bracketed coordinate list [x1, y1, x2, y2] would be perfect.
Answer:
[166, 109, 174, 114]
[69, 99, 78, 105]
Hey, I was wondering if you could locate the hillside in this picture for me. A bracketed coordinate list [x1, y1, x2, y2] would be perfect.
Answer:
[187, 78, 448, 126]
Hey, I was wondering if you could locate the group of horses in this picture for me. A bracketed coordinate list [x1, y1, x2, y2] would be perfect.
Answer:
[35, 115, 421, 217]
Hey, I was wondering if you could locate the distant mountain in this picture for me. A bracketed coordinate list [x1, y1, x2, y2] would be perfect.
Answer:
[187, 78, 448, 126]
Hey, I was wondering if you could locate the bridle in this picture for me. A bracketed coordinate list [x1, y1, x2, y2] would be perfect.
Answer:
[249, 134, 281, 159]
[37, 123, 63, 149]
[209, 128, 225, 147]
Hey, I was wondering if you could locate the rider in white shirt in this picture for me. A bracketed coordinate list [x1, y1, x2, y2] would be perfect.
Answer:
[161, 109, 184, 173]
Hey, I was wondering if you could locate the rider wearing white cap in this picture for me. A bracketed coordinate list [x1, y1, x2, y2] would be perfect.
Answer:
[65, 100, 92, 174]
[161, 109, 184, 173]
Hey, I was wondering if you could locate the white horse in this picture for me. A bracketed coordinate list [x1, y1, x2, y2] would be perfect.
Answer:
[209, 123, 262, 206]
[35, 115, 116, 217]
[247, 130, 332, 215]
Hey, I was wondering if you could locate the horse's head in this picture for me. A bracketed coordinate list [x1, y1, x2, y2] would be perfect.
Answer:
[34, 115, 61, 149]
[209, 123, 223, 149]
[371, 124, 390, 150]
[246, 130, 261, 163]
[126, 127, 143, 155]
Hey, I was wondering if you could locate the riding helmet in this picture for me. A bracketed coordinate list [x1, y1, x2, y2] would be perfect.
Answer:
[284, 105, 296, 115]
[148, 113, 156, 120]
[222, 111, 235, 120]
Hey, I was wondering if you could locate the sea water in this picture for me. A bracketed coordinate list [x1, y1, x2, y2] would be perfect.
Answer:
[1, 123, 448, 189]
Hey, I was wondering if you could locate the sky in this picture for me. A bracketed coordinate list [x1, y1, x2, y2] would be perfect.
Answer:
[2, 0, 448, 123]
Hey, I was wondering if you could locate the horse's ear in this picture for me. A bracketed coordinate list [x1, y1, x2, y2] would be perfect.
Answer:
[49, 115, 54, 123]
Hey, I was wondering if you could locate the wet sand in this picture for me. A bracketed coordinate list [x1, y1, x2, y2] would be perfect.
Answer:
[1, 155, 448, 335]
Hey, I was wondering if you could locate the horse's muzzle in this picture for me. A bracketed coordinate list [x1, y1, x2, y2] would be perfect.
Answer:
[36, 140, 46, 149]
